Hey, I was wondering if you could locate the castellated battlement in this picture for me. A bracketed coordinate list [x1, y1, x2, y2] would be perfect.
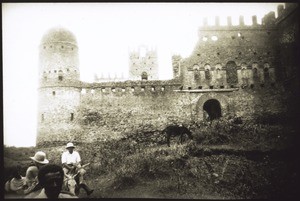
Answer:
[79, 80, 181, 97]
[199, 13, 275, 31]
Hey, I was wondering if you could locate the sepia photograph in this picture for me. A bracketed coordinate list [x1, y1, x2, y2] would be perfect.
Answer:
[3, 2, 300, 199]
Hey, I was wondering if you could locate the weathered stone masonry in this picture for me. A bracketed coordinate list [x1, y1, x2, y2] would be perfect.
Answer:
[37, 3, 299, 146]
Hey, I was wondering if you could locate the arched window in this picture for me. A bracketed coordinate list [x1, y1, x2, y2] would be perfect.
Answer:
[193, 65, 200, 81]
[263, 63, 270, 81]
[252, 63, 259, 82]
[226, 61, 238, 84]
[204, 64, 211, 80]
[58, 75, 63, 81]
[141, 72, 148, 80]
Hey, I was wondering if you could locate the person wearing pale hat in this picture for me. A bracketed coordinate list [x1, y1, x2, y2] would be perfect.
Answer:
[61, 142, 94, 196]
[23, 151, 49, 195]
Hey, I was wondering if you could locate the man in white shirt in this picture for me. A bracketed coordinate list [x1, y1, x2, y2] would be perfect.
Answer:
[61, 142, 94, 196]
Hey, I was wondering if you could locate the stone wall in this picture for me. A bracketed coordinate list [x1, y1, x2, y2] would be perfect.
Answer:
[36, 84, 287, 146]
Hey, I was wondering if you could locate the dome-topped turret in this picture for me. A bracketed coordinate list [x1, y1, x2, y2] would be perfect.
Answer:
[41, 27, 77, 45]
[39, 26, 80, 86]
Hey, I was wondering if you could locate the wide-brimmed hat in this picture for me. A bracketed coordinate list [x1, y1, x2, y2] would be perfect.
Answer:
[66, 142, 75, 149]
[30, 151, 49, 164]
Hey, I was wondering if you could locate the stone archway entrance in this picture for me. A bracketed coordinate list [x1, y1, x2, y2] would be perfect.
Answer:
[203, 99, 222, 120]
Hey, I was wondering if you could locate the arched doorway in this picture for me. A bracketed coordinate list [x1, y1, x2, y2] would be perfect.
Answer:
[203, 99, 222, 120]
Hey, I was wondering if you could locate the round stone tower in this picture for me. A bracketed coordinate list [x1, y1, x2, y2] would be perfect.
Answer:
[37, 27, 81, 146]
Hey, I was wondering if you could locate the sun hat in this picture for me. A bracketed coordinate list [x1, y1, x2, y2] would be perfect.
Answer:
[66, 142, 75, 149]
[30, 151, 49, 164]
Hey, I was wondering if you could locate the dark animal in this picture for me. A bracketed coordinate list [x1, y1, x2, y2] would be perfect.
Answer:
[162, 125, 193, 147]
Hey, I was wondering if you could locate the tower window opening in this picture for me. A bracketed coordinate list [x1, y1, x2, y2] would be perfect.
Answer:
[122, 88, 125, 92]
[141, 87, 145, 92]
[238, 32, 241, 37]
[101, 88, 105, 92]
[41, 114, 44, 122]
[52, 91, 56, 96]
[58, 76, 63, 81]
[131, 87, 135, 92]
[188, 87, 192, 90]
[209, 86, 214, 89]
[202, 36, 208, 41]
[151, 86, 155, 91]
[161, 86, 165, 91]
[61, 46, 64, 49]
[112, 88, 116, 92]
[54, 70, 57, 73]
[141, 72, 148, 80]
[70, 113, 74, 121]
[198, 86, 203, 89]
[67, 68, 69, 72]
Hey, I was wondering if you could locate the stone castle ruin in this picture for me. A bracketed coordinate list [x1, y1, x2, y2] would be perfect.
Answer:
[37, 3, 299, 146]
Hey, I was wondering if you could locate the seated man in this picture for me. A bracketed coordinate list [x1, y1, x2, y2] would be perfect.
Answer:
[24, 151, 49, 195]
[61, 142, 93, 196]
[28, 164, 78, 198]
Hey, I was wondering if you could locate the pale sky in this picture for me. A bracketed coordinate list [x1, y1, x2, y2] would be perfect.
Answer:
[3, 3, 284, 147]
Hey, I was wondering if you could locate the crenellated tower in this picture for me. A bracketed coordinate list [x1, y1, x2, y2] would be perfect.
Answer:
[128, 45, 159, 80]
[37, 27, 82, 145]
[179, 13, 279, 90]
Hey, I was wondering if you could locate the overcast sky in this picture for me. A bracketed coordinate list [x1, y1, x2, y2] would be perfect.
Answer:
[3, 3, 284, 147]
